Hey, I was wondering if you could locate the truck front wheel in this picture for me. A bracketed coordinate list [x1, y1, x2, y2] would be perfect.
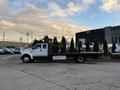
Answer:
[22, 55, 31, 63]
[76, 57, 84, 63]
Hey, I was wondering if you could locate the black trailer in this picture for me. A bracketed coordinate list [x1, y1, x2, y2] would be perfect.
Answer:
[48, 52, 103, 63]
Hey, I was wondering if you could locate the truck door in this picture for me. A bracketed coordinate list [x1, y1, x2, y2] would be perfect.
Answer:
[41, 43, 48, 56]
[31, 43, 48, 57]
[31, 44, 42, 56]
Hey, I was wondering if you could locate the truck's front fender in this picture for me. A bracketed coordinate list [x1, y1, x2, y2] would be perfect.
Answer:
[21, 53, 33, 60]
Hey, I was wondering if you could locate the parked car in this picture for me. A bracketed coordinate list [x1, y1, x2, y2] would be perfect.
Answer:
[0, 48, 4, 54]
[14, 47, 20, 54]
[1, 48, 14, 54]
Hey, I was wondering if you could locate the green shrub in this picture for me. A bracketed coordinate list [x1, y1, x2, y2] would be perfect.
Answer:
[103, 40, 108, 55]
[60, 36, 66, 53]
[85, 40, 90, 52]
[52, 37, 59, 53]
[112, 42, 116, 53]
[93, 39, 99, 52]
[69, 38, 75, 53]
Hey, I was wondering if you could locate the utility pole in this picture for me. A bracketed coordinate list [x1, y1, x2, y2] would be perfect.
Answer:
[26, 32, 29, 44]
[19, 37, 23, 43]
[2, 32, 5, 41]
[31, 35, 33, 43]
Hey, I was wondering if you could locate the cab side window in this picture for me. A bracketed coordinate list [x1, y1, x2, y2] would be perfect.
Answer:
[39, 44, 41, 49]
[43, 44, 46, 49]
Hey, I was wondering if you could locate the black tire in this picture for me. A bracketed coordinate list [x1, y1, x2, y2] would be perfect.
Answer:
[22, 55, 31, 63]
[76, 57, 84, 63]
[29, 59, 34, 63]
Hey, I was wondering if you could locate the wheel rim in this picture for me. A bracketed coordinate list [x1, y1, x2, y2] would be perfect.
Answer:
[78, 57, 83, 62]
[24, 57, 29, 63]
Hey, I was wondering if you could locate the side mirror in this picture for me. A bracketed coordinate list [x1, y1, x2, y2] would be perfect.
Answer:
[32, 47, 35, 49]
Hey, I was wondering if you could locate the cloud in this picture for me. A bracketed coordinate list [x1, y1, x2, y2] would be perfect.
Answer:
[67, 0, 95, 16]
[0, 1, 90, 42]
[11, 0, 95, 17]
[18, 3, 44, 16]
[82, 0, 95, 5]
[0, 0, 5, 8]
[0, 0, 16, 17]
[47, 0, 95, 17]
[0, 20, 16, 30]
[0, 20, 15, 26]
[100, 0, 120, 12]
[67, 2, 82, 15]
[0, 16, 89, 42]
[47, 2, 67, 17]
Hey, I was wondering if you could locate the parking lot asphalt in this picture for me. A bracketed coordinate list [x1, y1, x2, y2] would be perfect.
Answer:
[0, 55, 120, 90]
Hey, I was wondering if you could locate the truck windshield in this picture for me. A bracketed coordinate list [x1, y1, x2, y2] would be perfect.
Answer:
[32, 44, 41, 49]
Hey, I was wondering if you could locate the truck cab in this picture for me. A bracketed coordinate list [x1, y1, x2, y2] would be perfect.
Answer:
[20, 43, 48, 63]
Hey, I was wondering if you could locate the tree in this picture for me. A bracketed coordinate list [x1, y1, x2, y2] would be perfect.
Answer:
[42, 35, 52, 52]
[103, 40, 108, 55]
[32, 39, 39, 46]
[78, 41, 82, 52]
[112, 42, 116, 53]
[42, 35, 52, 43]
[85, 40, 90, 52]
[60, 36, 66, 53]
[52, 37, 59, 53]
[69, 38, 75, 53]
[93, 39, 99, 52]
[39, 39, 43, 43]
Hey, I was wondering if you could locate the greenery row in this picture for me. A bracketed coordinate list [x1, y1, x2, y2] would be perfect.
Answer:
[32, 35, 117, 54]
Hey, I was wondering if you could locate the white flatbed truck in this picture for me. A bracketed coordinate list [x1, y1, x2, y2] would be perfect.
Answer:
[20, 43, 103, 63]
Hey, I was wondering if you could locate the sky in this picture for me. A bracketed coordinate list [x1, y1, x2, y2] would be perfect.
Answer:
[0, 0, 120, 43]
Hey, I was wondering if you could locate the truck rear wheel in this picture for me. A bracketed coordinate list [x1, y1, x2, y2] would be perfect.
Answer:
[76, 57, 84, 63]
[22, 55, 31, 63]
